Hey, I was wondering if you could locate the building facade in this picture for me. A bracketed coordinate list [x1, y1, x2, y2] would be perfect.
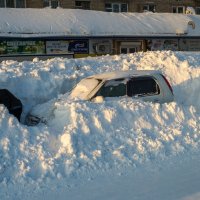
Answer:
[1, 8, 200, 61]
[1, 0, 200, 14]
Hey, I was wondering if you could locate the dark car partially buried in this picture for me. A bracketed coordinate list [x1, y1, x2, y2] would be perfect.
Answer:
[0, 89, 22, 121]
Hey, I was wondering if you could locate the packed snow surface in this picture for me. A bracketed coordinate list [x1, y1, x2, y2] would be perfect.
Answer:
[0, 51, 200, 199]
[0, 8, 199, 37]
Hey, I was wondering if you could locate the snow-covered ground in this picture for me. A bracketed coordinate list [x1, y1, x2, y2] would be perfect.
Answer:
[0, 51, 200, 200]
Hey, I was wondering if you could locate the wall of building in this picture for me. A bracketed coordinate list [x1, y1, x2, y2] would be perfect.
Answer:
[1, 37, 200, 61]
[5, 0, 198, 12]
[26, 0, 43, 8]
[60, 0, 74, 9]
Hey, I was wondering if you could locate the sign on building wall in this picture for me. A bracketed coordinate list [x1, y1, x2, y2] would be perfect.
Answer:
[0, 41, 45, 55]
[89, 40, 112, 54]
[179, 39, 200, 51]
[149, 39, 178, 51]
[46, 40, 89, 54]
[68, 40, 88, 54]
[148, 39, 200, 51]
[0, 40, 89, 56]
[46, 41, 69, 54]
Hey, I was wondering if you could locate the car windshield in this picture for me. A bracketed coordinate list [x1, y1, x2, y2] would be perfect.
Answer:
[70, 78, 100, 100]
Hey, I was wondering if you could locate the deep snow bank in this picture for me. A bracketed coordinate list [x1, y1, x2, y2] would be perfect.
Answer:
[0, 51, 199, 185]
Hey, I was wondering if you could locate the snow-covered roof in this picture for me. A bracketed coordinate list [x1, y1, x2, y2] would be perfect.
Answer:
[0, 8, 200, 38]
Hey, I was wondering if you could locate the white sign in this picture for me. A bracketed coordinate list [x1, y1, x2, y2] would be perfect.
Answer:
[151, 39, 178, 51]
[46, 41, 69, 54]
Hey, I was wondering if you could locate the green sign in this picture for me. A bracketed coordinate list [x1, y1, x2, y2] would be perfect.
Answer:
[0, 40, 45, 55]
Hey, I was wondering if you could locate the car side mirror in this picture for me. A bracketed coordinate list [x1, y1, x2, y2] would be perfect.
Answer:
[92, 96, 104, 103]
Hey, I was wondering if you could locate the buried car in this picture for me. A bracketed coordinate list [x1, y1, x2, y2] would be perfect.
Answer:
[26, 70, 174, 126]
[0, 89, 23, 121]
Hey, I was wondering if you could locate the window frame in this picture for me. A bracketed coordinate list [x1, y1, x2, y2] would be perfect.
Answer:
[93, 76, 160, 99]
[143, 4, 156, 13]
[0, 0, 6, 7]
[172, 6, 185, 13]
[127, 76, 160, 97]
[94, 78, 127, 98]
[51, 0, 59, 8]
[0, 0, 26, 8]
[75, 1, 90, 10]
[105, 3, 128, 13]
[43, 0, 59, 8]
[196, 7, 200, 15]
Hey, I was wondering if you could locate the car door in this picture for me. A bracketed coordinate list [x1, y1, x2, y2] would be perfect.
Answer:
[127, 76, 161, 102]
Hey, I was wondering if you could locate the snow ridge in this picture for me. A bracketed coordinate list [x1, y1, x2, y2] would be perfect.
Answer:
[0, 51, 199, 187]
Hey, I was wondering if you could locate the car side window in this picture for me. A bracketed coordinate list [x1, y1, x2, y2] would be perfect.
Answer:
[96, 79, 127, 97]
[127, 76, 160, 97]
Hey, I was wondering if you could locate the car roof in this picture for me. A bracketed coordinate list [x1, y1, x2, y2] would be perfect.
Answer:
[88, 70, 161, 81]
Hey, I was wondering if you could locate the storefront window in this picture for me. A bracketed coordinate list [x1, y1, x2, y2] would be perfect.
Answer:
[120, 47, 137, 54]
[120, 42, 141, 53]
[120, 48, 127, 54]
[129, 48, 136, 53]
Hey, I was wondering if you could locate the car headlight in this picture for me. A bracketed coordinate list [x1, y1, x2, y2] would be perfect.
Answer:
[25, 114, 41, 126]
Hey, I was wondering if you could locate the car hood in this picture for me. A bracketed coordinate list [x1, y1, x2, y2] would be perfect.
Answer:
[26, 93, 72, 125]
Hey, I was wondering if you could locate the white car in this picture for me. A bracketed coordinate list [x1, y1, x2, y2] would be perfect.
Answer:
[26, 70, 174, 126]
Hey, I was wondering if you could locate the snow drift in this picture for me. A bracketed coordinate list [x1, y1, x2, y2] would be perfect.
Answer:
[0, 51, 199, 189]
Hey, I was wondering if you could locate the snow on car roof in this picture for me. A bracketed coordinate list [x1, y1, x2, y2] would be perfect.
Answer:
[88, 70, 161, 80]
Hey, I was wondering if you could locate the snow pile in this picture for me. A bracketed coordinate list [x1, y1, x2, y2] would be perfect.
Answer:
[0, 51, 199, 187]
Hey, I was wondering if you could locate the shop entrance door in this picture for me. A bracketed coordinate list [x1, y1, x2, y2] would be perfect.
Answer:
[120, 47, 137, 54]
[120, 42, 142, 54]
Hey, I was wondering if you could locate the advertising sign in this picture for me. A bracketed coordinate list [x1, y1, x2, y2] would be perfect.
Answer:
[68, 40, 88, 54]
[0, 41, 6, 55]
[150, 39, 178, 51]
[0, 40, 45, 55]
[170, 39, 200, 51]
[89, 39, 112, 54]
[46, 40, 89, 55]
[46, 41, 69, 54]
